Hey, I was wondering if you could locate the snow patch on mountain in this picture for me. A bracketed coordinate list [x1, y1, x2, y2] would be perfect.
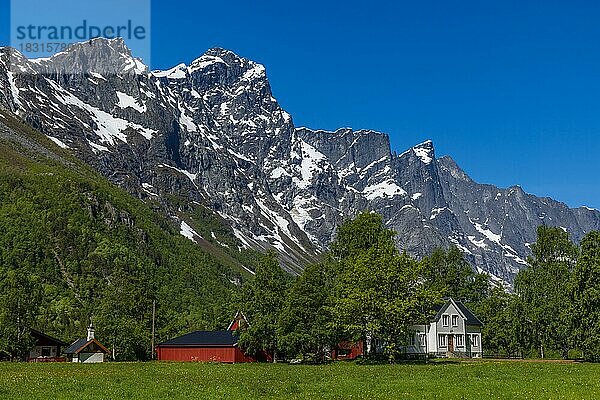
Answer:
[242, 64, 266, 81]
[153, 63, 187, 79]
[189, 55, 227, 72]
[430, 207, 447, 220]
[294, 140, 326, 189]
[270, 166, 289, 180]
[413, 140, 434, 164]
[180, 221, 200, 243]
[116, 91, 146, 114]
[7, 71, 21, 107]
[289, 195, 321, 242]
[450, 237, 474, 255]
[178, 104, 197, 132]
[468, 235, 487, 249]
[158, 164, 198, 188]
[90, 72, 106, 81]
[123, 57, 147, 74]
[88, 141, 110, 154]
[141, 183, 158, 196]
[47, 135, 69, 149]
[472, 220, 502, 244]
[363, 180, 406, 200]
[116, 91, 146, 113]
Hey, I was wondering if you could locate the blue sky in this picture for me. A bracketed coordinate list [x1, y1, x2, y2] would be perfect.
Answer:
[1, 1, 599, 209]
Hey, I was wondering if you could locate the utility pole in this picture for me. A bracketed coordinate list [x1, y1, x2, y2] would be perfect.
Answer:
[151, 300, 156, 360]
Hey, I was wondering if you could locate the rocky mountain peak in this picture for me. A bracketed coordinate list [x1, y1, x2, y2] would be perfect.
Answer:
[186, 47, 267, 83]
[438, 155, 473, 183]
[1, 40, 599, 284]
[408, 140, 435, 165]
[28, 37, 147, 75]
[202, 47, 246, 64]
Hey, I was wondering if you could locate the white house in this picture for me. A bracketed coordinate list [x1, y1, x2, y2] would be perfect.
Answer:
[64, 323, 110, 363]
[404, 298, 483, 358]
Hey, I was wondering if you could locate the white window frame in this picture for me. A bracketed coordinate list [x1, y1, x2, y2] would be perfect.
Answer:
[455, 334, 464, 347]
[438, 334, 447, 348]
[442, 314, 449, 327]
[418, 334, 426, 347]
[451, 314, 459, 327]
[470, 334, 479, 347]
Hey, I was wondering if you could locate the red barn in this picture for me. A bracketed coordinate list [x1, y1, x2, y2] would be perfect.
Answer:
[156, 312, 255, 363]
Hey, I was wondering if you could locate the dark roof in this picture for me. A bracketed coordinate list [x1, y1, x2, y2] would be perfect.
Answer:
[30, 329, 68, 347]
[455, 301, 483, 326]
[64, 338, 88, 354]
[432, 301, 450, 322]
[158, 330, 239, 347]
[64, 338, 110, 354]
[432, 298, 483, 326]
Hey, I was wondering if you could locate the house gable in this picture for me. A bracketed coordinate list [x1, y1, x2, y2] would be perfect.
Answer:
[78, 339, 110, 354]
[227, 311, 249, 331]
[433, 300, 465, 335]
[433, 299, 467, 323]
[65, 338, 109, 355]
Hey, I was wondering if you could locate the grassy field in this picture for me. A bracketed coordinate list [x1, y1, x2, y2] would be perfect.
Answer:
[0, 360, 598, 399]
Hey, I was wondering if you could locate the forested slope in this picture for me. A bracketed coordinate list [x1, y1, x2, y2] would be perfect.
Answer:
[0, 111, 242, 360]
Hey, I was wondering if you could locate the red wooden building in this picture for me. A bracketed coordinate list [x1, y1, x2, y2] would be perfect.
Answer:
[331, 341, 364, 361]
[156, 312, 256, 363]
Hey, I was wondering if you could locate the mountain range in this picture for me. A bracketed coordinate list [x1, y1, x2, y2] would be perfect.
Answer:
[1, 37, 598, 284]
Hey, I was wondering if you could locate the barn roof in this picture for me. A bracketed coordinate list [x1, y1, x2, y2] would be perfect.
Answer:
[158, 330, 239, 347]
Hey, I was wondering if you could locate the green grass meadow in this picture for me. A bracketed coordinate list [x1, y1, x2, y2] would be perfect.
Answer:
[0, 360, 598, 399]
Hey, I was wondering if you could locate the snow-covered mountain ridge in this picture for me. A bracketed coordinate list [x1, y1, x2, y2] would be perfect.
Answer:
[1, 38, 598, 282]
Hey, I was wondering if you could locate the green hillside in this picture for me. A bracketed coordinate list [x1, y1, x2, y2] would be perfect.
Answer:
[0, 111, 245, 361]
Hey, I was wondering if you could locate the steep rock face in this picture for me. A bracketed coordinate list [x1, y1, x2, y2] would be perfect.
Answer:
[437, 156, 600, 278]
[1, 38, 599, 281]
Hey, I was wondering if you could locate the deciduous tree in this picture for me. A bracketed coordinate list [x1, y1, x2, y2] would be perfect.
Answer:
[572, 231, 600, 361]
[238, 250, 289, 361]
[514, 226, 578, 359]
